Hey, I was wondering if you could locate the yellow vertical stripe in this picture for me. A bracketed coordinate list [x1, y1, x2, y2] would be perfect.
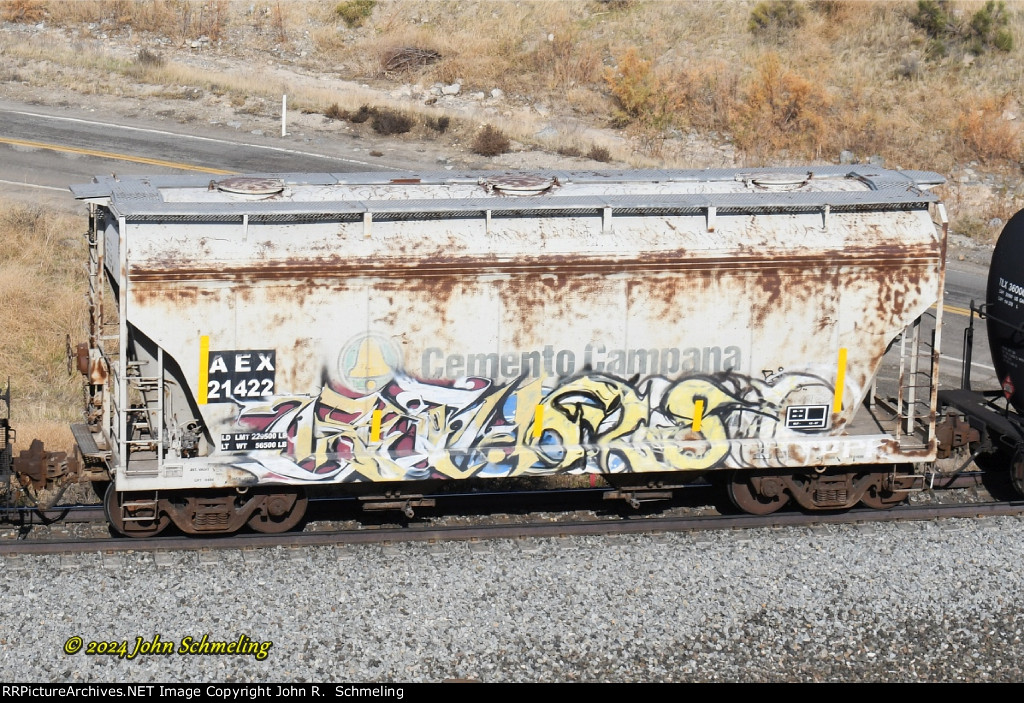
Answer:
[532, 405, 544, 439]
[198, 335, 210, 405]
[370, 409, 382, 442]
[833, 347, 847, 413]
[692, 398, 705, 433]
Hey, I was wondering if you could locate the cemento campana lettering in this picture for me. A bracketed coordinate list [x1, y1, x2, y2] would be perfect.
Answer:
[422, 343, 742, 380]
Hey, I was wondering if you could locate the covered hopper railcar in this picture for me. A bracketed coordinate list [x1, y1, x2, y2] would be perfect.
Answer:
[68, 167, 951, 536]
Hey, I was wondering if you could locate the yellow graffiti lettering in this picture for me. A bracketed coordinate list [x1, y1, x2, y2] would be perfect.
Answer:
[230, 367, 838, 483]
[659, 379, 736, 469]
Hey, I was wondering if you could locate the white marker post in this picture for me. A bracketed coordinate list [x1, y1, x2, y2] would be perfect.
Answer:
[281, 95, 287, 137]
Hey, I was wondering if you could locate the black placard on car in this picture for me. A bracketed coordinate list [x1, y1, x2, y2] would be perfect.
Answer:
[205, 350, 276, 403]
[785, 404, 830, 431]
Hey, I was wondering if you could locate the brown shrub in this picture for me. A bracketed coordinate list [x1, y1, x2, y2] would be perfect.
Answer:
[735, 52, 832, 159]
[1, 0, 46, 23]
[603, 48, 680, 131]
[370, 107, 413, 135]
[349, 105, 373, 123]
[954, 94, 1023, 165]
[427, 115, 450, 134]
[324, 103, 347, 120]
[472, 125, 511, 156]
[673, 61, 739, 134]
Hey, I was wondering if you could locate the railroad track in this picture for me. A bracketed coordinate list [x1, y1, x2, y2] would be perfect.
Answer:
[3, 492, 1022, 556]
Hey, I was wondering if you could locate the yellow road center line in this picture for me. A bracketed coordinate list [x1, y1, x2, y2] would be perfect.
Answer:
[0, 136, 235, 175]
[941, 304, 973, 318]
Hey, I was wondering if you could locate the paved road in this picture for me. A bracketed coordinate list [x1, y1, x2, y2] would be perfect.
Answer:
[0, 98, 396, 210]
[941, 254, 997, 389]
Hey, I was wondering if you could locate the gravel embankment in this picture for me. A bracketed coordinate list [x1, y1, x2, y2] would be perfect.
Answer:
[2, 515, 1023, 682]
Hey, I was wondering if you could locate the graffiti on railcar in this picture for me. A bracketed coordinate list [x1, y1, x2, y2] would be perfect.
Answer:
[226, 365, 839, 484]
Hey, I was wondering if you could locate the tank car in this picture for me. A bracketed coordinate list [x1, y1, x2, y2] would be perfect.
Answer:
[66, 166, 951, 536]
[937, 210, 1024, 493]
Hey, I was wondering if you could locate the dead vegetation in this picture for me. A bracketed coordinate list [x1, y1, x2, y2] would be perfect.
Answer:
[471, 125, 512, 157]
[380, 46, 441, 76]
[1, 1, 1019, 173]
[0, 203, 86, 446]
[1, 1, 1024, 225]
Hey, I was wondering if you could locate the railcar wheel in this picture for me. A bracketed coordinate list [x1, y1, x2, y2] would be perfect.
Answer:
[1011, 447, 1024, 497]
[727, 471, 790, 515]
[104, 483, 170, 538]
[859, 484, 910, 510]
[246, 489, 308, 533]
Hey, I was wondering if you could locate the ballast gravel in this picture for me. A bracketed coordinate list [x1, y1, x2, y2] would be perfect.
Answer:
[2, 516, 1023, 683]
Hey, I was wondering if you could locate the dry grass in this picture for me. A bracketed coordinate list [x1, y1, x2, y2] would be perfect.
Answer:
[9, 0, 1021, 173]
[954, 93, 1023, 165]
[0, 5, 1021, 164]
[309, 0, 1024, 172]
[0, 11, 1023, 194]
[0, 202, 87, 448]
[1, 1, 1022, 225]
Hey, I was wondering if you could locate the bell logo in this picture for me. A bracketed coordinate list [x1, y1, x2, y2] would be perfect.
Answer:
[338, 333, 403, 393]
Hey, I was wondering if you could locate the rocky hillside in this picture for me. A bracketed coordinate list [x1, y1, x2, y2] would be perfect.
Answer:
[1, 0, 1022, 241]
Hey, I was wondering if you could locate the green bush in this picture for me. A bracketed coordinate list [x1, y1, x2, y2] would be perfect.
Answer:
[993, 27, 1014, 51]
[911, 0, 1013, 56]
[334, 0, 375, 29]
[969, 1, 1013, 53]
[910, 0, 952, 39]
[748, 1, 807, 37]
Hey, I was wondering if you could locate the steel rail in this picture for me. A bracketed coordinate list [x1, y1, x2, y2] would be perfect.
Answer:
[3, 499, 1023, 557]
